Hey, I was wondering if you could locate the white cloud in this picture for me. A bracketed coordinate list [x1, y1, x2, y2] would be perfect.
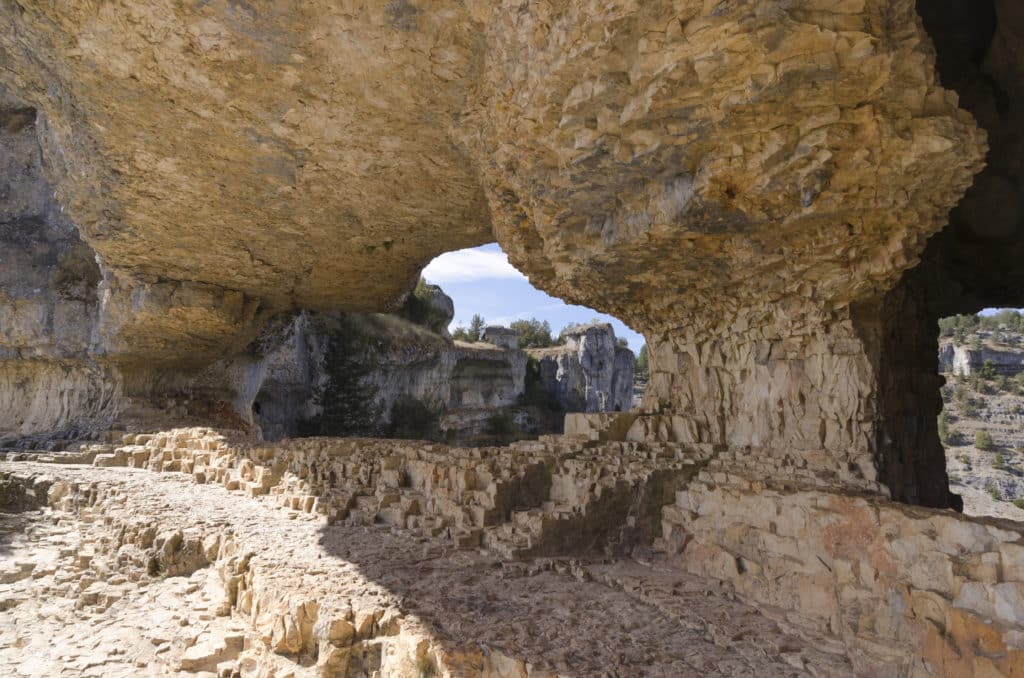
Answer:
[422, 247, 526, 284]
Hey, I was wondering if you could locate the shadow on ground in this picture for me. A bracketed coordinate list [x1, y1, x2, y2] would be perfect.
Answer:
[315, 523, 854, 676]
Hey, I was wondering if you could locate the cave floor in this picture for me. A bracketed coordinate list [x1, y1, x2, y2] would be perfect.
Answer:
[0, 462, 855, 677]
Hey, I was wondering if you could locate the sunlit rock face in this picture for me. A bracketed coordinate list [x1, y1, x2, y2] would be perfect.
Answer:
[468, 0, 985, 506]
[528, 323, 634, 413]
[0, 1, 992, 506]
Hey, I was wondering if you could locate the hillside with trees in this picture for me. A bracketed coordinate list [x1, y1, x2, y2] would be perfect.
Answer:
[938, 311, 1024, 520]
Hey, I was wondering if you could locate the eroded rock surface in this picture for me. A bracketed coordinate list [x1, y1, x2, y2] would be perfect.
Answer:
[0, 1, 989, 456]
[3, 425, 1024, 676]
[4, 2, 1024, 676]
[0, 449, 855, 678]
[528, 323, 634, 413]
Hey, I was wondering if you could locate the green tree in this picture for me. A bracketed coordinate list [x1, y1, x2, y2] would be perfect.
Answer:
[469, 314, 486, 339]
[301, 317, 381, 437]
[510, 318, 557, 348]
[981, 360, 997, 380]
[635, 344, 649, 381]
[452, 313, 486, 342]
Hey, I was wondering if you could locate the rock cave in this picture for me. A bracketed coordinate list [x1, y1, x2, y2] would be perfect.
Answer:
[2, 0, 1024, 676]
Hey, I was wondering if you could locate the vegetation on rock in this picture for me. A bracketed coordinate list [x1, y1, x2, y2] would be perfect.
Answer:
[387, 395, 441, 441]
[635, 344, 649, 381]
[300, 316, 381, 437]
[510, 318, 563, 348]
[975, 429, 995, 451]
[452, 314, 486, 342]
[398, 278, 438, 327]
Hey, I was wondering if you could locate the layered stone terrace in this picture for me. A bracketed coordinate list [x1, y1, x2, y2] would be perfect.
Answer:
[0, 458, 851, 677]
[2, 425, 1024, 676]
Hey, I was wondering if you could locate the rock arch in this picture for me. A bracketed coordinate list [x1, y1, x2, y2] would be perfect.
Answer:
[0, 0, 1016, 507]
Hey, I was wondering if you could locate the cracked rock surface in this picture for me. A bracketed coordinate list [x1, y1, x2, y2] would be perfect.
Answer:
[0, 461, 852, 677]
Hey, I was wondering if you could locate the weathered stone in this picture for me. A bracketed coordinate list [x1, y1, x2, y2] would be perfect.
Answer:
[527, 323, 633, 413]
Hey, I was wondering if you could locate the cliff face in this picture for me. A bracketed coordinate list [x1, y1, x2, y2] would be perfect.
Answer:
[947, 342, 1024, 377]
[528, 323, 633, 414]
[228, 308, 531, 441]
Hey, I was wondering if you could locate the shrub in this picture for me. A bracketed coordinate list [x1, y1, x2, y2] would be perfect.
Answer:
[1014, 498, 1024, 510]
[975, 430, 995, 451]
[635, 344, 649, 381]
[977, 379, 997, 396]
[955, 385, 980, 417]
[986, 481, 1001, 502]
[387, 396, 441, 440]
[510, 318, 558, 348]
[993, 453, 1006, 470]
[981, 360, 998, 380]
[937, 412, 949, 444]
[485, 411, 517, 437]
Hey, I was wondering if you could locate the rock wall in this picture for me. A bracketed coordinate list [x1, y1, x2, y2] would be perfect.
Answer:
[947, 342, 1024, 377]
[670, 478, 1024, 677]
[527, 323, 633, 413]
[220, 309, 530, 441]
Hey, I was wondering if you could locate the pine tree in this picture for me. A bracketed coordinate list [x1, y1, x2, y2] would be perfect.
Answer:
[304, 316, 381, 436]
[468, 314, 486, 340]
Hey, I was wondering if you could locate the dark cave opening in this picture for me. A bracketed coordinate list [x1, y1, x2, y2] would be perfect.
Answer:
[873, 1, 1024, 509]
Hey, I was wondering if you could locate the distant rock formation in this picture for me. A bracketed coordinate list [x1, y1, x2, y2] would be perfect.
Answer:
[527, 323, 634, 414]
[243, 318, 527, 442]
[234, 309, 635, 441]
[940, 336, 1024, 377]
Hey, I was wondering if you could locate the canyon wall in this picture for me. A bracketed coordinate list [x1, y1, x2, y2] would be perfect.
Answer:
[527, 323, 634, 413]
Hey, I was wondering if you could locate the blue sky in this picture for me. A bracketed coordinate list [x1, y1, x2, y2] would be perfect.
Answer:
[422, 243, 646, 350]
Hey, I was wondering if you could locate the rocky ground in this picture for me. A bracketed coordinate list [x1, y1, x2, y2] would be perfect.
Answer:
[941, 376, 1024, 521]
[0, 461, 854, 677]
